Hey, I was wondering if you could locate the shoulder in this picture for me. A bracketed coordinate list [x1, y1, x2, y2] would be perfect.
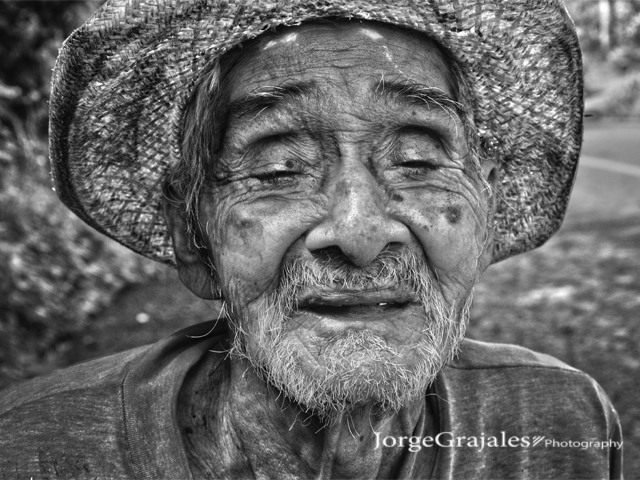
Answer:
[0, 320, 226, 479]
[437, 339, 623, 478]
[0, 346, 150, 478]
[444, 338, 621, 441]
[447, 339, 615, 411]
[0, 345, 148, 414]
[0, 320, 226, 415]
[452, 338, 577, 371]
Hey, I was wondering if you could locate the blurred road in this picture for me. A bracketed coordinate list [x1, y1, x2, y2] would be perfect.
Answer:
[566, 121, 640, 227]
[581, 123, 639, 164]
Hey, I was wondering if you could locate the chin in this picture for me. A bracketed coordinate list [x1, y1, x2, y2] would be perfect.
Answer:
[231, 299, 471, 422]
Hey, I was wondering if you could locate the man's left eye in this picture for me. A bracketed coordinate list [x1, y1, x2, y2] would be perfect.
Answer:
[253, 169, 300, 184]
[394, 160, 442, 178]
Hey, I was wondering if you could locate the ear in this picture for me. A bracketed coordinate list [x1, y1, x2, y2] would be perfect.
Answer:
[161, 194, 216, 300]
[477, 159, 499, 272]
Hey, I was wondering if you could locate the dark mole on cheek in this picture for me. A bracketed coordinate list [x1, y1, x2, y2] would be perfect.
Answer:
[445, 205, 461, 224]
[229, 214, 263, 245]
[392, 193, 404, 202]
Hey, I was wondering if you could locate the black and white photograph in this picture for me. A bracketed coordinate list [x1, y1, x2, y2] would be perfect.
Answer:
[0, 0, 638, 478]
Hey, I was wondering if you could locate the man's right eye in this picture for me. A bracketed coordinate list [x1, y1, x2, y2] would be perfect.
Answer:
[397, 160, 439, 170]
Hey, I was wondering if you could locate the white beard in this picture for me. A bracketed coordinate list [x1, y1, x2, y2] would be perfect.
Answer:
[227, 250, 472, 422]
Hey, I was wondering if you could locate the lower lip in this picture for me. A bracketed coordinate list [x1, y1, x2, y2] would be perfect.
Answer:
[293, 302, 424, 328]
[302, 303, 408, 318]
[287, 303, 426, 350]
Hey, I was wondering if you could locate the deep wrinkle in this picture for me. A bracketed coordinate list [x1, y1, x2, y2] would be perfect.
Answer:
[214, 92, 469, 198]
[223, 80, 465, 162]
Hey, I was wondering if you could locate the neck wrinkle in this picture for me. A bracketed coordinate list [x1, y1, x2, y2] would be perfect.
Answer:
[224, 357, 430, 479]
[180, 353, 439, 479]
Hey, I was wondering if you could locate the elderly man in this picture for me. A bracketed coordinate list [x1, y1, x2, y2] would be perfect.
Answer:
[0, 0, 623, 478]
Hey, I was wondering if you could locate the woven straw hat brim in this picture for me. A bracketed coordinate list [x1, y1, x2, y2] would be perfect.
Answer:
[50, 0, 583, 266]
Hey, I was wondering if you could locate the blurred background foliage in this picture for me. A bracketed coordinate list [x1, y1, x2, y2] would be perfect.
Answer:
[0, 0, 163, 385]
[572, 0, 640, 117]
[0, 2, 639, 474]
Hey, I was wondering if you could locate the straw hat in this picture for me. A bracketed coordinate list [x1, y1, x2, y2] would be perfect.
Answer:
[49, 0, 583, 265]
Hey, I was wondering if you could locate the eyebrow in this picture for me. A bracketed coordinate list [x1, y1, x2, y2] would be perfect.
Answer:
[226, 78, 466, 125]
[227, 81, 317, 121]
[374, 78, 466, 121]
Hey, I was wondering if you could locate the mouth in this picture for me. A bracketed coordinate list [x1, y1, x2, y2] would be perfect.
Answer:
[297, 291, 418, 319]
[304, 302, 409, 317]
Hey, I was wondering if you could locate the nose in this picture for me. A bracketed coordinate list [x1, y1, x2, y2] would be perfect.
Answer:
[305, 161, 411, 267]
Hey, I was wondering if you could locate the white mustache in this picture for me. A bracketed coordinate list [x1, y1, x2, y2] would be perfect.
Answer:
[278, 248, 432, 312]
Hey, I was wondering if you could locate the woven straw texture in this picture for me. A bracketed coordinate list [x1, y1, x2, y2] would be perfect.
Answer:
[49, 0, 583, 265]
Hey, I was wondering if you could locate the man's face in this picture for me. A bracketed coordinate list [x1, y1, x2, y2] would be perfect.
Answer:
[195, 22, 493, 417]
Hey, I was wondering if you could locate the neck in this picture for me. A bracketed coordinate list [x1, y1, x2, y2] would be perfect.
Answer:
[178, 354, 439, 479]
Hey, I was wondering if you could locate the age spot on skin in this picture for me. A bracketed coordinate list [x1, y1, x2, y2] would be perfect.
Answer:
[229, 214, 264, 246]
[445, 206, 461, 224]
[392, 193, 404, 202]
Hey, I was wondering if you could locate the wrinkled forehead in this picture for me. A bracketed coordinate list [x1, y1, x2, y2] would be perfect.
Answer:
[219, 20, 462, 103]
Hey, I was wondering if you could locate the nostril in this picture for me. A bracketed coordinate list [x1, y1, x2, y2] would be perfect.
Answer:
[312, 246, 350, 263]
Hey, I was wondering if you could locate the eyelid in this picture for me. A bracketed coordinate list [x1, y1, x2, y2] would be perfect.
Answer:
[236, 113, 300, 148]
[253, 163, 301, 176]
[244, 131, 297, 153]
[397, 125, 455, 156]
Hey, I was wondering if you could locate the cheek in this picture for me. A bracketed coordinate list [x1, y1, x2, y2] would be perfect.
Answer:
[393, 191, 486, 299]
[202, 198, 321, 304]
[423, 212, 482, 281]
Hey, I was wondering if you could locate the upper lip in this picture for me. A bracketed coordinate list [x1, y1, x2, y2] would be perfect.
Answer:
[297, 289, 417, 309]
